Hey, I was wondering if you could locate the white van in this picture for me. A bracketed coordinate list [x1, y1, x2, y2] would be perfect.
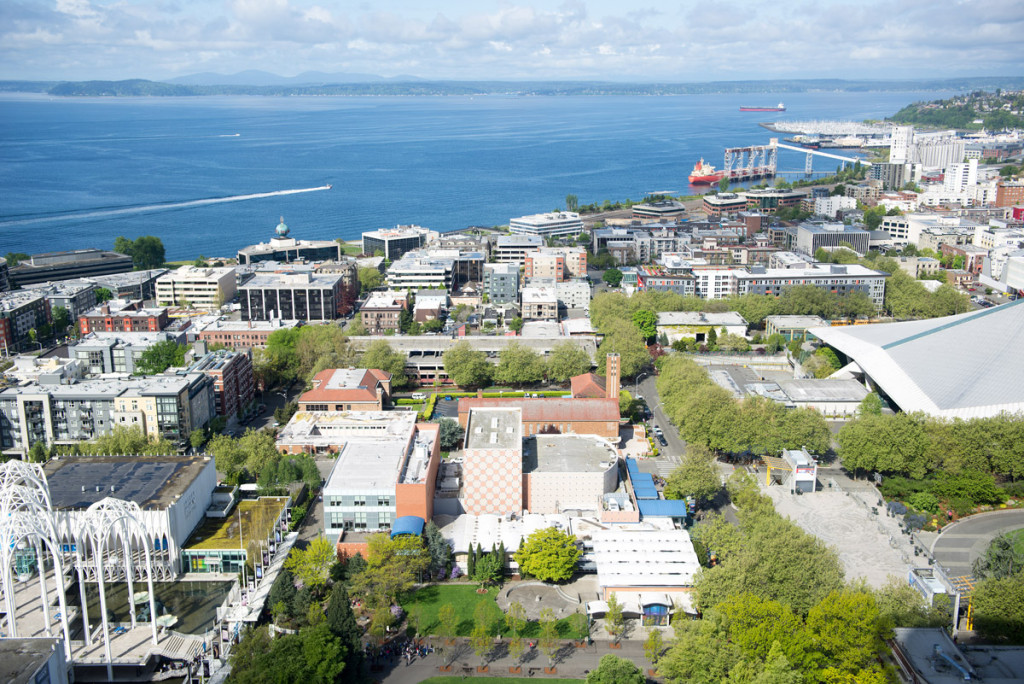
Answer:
[411, 392, 427, 401]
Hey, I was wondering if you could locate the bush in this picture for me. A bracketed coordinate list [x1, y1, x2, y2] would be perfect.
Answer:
[1001, 481, 1024, 499]
[947, 497, 975, 517]
[879, 476, 928, 501]
[909, 492, 940, 514]
[929, 471, 1006, 507]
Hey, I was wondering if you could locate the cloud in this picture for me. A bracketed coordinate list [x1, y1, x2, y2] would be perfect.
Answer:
[0, 0, 1020, 81]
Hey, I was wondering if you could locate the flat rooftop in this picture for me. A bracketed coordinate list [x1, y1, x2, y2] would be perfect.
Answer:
[0, 638, 63, 684]
[184, 497, 289, 551]
[779, 378, 870, 403]
[465, 407, 522, 450]
[657, 311, 747, 327]
[43, 455, 212, 510]
[765, 314, 829, 329]
[524, 435, 617, 474]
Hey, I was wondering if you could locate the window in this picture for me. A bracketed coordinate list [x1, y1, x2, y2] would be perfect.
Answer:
[353, 496, 366, 507]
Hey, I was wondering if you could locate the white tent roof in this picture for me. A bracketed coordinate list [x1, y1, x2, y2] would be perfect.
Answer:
[809, 300, 1024, 419]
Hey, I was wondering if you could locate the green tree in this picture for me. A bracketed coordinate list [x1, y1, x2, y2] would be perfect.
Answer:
[538, 607, 560, 667]
[493, 341, 546, 386]
[438, 603, 458, 642]
[188, 429, 206, 450]
[325, 584, 363, 678]
[806, 589, 885, 675]
[423, 318, 443, 332]
[513, 527, 581, 582]
[664, 446, 721, 505]
[873, 577, 949, 629]
[114, 235, 165, 269]
[971, 571, 1024, 643]
[507, 316, 524, 332]
[471, 600, 496, 666]
[505, 601, 527, 664]
[284, 537, 336, 596]
[631, 308, 658, 340]
[764, 333, 787, 354]
[602, 268, 623, 287]
[358, 267, 383, 293]
[473, 551, 502, 588]
[351, 533, 429, 608]
[569, 609, 589, 641]
[859, 392, 884, 416]
[437, 417, 465, 450]
[3, 252, 29, 268]
[718, 176, 731, 194]
[135, 339, 187, 375]
[360, 339, 408, 389]
[50, 306, 71, 337]
[546, 340, 593, 382]
[644, 628, 665, 668]
[587, 654, 645, 684]
[706, 326, 718, 348]
[657, 615, 742, 684]
[973, 533, 1024, 580]
[94, 286, 114, 303]
[565, 193, 579, 212]
[604, 593, 626, 643]
[443, 341, 492, 388]
[597, 318, 650, 378]
[28, 441, 48, 463]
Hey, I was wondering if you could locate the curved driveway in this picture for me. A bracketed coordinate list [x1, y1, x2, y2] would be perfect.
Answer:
[930, 509, 1024, 578]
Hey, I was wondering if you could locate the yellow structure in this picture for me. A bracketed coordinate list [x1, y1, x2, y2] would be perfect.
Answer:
[760, 455, 792, 486]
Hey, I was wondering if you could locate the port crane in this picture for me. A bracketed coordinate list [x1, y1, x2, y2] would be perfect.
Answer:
[721, 138, 871, 181]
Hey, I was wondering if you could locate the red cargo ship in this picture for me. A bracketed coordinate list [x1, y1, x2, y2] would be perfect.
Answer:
[688, 158, 726, 185]
[739, 102, 786, 112]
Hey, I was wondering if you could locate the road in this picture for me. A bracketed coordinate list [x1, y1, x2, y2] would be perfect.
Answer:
[930, 509, 1024, 579]
[634, 374, 683, 477]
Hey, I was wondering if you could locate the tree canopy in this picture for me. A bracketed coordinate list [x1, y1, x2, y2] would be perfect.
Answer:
[664, 445, 722, 505]
[360, 339, 408, 389]
[135, 340, 187, 375]
[546, 340, 593, 382]
[493, 341, 546, 386]
[114, 235, 166, 270]
[443, 341, 493, 388]
[587, 654, 645, 684]
[514, 526, 582, 582]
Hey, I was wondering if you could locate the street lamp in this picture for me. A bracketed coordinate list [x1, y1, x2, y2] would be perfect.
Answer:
[633, 371, 650, 400]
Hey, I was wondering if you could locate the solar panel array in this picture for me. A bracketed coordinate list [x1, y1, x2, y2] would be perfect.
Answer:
[48, 459, 184, 509]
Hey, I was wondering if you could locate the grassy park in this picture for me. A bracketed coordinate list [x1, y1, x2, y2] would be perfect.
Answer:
[401, 585, 584, 638]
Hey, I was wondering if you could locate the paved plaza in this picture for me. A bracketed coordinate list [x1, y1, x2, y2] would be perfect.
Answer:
[762, 478, 917, 587]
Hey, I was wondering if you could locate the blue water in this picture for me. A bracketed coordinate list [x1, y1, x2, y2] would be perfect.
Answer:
[0, 90, 948, 260]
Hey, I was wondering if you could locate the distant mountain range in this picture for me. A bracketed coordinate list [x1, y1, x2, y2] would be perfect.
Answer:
[2, 76, 1023, 98]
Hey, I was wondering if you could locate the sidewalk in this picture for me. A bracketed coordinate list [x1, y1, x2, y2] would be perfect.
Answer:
[377, 636, 658, 683]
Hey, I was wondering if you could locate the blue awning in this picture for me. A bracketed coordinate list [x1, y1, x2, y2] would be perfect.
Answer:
[390, 516, 425, 538]
[637, 499, 688, 518]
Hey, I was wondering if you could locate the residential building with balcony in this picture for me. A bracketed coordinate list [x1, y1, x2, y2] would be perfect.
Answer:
[361, 290, 409, 335]
[0, 290, 50, 353]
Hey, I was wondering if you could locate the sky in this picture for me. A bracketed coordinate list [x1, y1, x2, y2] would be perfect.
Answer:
[2, 0, 1022, 82]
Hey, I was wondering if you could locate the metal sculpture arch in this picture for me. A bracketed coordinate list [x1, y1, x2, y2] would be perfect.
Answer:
[0, 462, 72, 660]
[0, 461, 161, 675]
[74, 497, 160, 674]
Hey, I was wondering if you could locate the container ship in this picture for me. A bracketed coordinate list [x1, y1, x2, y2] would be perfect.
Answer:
[740, 103, 786, 112]
[688, 158, 726, 185]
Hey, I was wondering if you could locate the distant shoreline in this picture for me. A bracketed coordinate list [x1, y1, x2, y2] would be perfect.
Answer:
[2, 76, 1023, 99]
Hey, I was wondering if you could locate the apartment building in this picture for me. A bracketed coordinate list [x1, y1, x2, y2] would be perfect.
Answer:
[525, 246, 587, 281]
[361, 290, 409, 335]
[483, 262, 520, 304]
[0, 290, 51, 353]
[362, 225, 438, 261]
[239, 271, 347, 322]
[492, 235, 544, 265]
[78, 299, 169, 335]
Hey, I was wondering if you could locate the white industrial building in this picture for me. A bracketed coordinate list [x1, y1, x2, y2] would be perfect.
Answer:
[509, 212, 584, 238]
[810, 300, 1024, 419]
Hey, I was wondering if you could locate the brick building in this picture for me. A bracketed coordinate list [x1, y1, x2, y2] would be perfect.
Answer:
[186, 347, 256, 418]
[360, 290, 409, 335]
[79, 299, 169, 335]
[298, 368, 392, 412]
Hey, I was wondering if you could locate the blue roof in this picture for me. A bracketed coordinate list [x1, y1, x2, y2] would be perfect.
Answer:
[630, 468, 659, 499]
[390, 516, 425, 538]
[637, 499, 689, 517]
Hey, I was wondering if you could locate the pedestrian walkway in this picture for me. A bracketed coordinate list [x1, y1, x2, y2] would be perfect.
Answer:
[376, 635, 660, 684]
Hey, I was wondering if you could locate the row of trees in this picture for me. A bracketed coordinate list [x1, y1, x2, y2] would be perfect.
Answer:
[837, 411, 1024, 480]
[656, 356, 832, 456]
[658, 472, 948, 683]
[442, 339, 592, 388]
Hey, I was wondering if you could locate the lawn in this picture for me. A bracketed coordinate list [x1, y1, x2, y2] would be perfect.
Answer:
[401, 584, 586, 639]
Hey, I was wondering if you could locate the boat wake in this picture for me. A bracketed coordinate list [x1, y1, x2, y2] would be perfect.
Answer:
[0, 185, 332, 226]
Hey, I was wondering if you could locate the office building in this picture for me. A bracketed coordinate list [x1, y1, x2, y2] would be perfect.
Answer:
[239, 271, 348, 322]
[521, 286, 559, 320]
[795, 222, 870, 256]
[525, 246, 587, 281]
[237, 218, 343, 264]
[196, 318, 303, 349]
[362, 225, 438, 261]
[86, 268, 168, 301]
[276, 411, 439, 541]
[996, 181, 1024, 208]
[386, 248, 484, 291]
[8, 249, 133, 288]
[155, 266, 237, 309]
[744, 188, 807, 214]
[635, 265, 696, 296]
[492, 235, 544, 264]
[632, 200, 687, 222]
[509, 211, 584, 238]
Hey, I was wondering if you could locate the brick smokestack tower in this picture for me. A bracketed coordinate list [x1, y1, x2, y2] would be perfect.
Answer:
[606, 353, 620, 400]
